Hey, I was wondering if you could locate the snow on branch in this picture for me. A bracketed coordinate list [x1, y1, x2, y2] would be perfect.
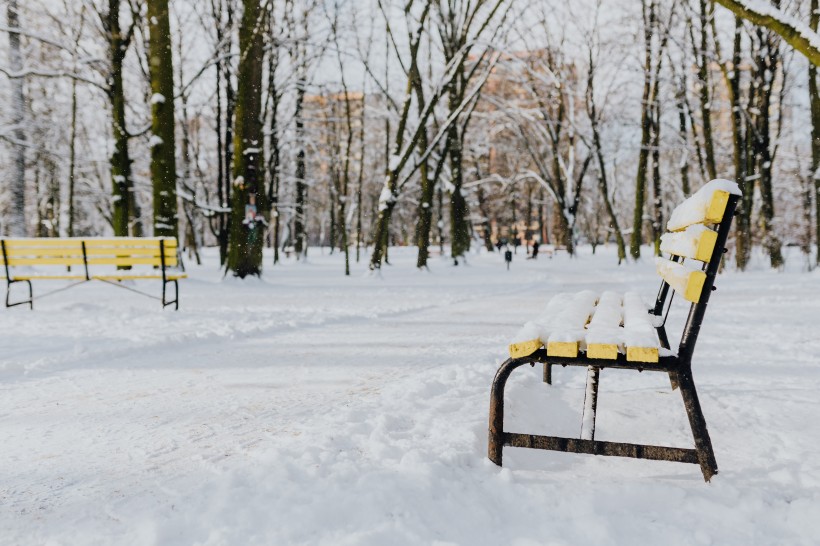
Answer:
[713, 0, 820, 66]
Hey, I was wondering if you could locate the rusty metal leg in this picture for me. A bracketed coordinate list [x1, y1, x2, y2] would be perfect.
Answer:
[489, 358, 530, 466]
[674, 367, 718, 482]
[668, 372, 679, 391]
[580, 366, 600, 441]
[543, 363, 552, 384]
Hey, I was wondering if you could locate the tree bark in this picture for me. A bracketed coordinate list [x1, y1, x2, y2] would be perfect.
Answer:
[630, 0, 655, 260]
[106, 0, 137, 237]
[6, 0, 26, 236]
[697, 0, 717, 181]
[293, 81, 307, 258]
[146, 0, 178, 238]
[227, 0, 266, 277]
[811, 0, 820, 266]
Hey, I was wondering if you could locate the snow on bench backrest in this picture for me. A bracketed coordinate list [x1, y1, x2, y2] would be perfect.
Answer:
[657, 180, 741, 302]
[655, 258, 706, 304]
[667, 179, 741, 232]
[659, 225, 718, 263]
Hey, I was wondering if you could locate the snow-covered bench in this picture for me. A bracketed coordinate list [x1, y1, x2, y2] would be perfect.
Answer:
[0, 237, 186, 310]
[488, 180, 742, 481]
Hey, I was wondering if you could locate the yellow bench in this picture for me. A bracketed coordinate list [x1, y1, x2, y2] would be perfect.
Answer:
[489, 180, 742, 481]
[0, 237, 187, 310]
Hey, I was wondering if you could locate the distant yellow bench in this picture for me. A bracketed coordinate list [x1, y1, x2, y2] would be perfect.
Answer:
[489, 180, 743, 482]
[0, 237, 187, 310]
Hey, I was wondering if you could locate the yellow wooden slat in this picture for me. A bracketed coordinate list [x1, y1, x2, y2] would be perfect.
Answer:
[82, 247, 176, 257]
[92, 273, 187, 280]
[3, 275, 87, 280]
[86, 258, 164, 266]
[3, 237, 177, 248]
[84, 241, 159, 249]
[2, 257, 86, 266]
[587, 343, 618, 360]
[705, 190, 730, 224]
[656, 259, 707, 303]
[2, 248, 85, 258]
[626, 346, 659, 363]
[694, 230, 718, 262]
[1, 238, 85, 247]
[547, 341, 579, 358]
[660, 228, 718, 262]
[508, 338, 542, 359]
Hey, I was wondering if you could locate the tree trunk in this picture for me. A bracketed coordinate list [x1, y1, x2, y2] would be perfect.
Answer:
[754, 27, 783, 269]
[650, 100, 663, 256]
[6, 0, 26, 236]
[294, 82, 307, 258]
[107, 0, 135, 237]
[630, 0, 655, 260]
[448, 104, 470, 263]
[811, 0, 820, 266]
[68, 68, 78, 237]
[227, 0, 266, 277]
[147, 0, 178, 238]
[697, 0, 717, 181]
[266, 25, 281, 265]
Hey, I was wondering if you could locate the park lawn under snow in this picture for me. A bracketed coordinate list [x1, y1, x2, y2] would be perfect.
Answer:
[1, 245, 819, 545]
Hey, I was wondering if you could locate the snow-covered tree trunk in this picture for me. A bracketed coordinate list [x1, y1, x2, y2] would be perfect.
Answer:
[104, 0, 139, 237]
[146, 0, 178, 238]
[227, 0, 267, 277]
[6, 0, 27, 237]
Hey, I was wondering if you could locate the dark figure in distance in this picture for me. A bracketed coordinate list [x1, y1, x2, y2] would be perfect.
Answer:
[529, 240, 539, 260]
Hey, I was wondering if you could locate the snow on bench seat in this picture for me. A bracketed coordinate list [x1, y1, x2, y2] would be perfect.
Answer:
[508, 291, 662, 363]
[546, 291, 598, 358]
[622, 292, 661, 363]
[667, 179, 741, 232]
[585, 291, 623, 360]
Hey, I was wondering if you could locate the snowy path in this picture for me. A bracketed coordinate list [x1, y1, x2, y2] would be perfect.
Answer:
[1, 247, 819, 545]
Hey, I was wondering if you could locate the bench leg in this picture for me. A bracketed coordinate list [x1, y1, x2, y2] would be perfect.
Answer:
[674, 367, 718, 482]
[543, 363, 552, 385]
[162, 279, 179, 310]
[5, 279, 33, 309]
[580, 366, 601, 441]
[489, 357, 531, 466]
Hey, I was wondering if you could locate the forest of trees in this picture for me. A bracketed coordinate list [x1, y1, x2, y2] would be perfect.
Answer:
[1, 0, 819, 276]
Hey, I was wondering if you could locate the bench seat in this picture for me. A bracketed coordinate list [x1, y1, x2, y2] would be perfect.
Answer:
[509, 290, 665, 363]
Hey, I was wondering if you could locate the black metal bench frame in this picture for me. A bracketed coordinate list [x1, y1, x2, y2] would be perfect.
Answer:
[488, 194, 739, 482]
[1, 238, 182, 310]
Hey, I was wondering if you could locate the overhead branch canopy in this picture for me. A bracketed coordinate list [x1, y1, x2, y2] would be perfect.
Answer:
[713, 0, 820, 66]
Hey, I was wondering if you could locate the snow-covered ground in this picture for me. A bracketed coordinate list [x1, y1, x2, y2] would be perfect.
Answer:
[1, 245, 819, 545]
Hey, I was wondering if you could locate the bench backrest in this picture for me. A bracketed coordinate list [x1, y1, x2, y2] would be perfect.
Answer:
[1, 237, 179, 270]
[652, 180, 741, 364]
